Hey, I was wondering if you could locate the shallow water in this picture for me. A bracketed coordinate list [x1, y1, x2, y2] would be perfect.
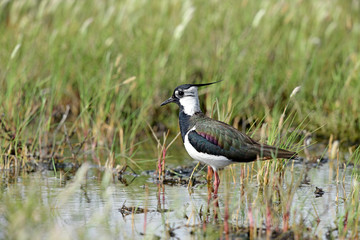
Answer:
[0, 154, 356, 239]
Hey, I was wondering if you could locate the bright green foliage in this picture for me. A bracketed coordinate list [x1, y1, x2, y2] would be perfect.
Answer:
[0, 0, 359, 166]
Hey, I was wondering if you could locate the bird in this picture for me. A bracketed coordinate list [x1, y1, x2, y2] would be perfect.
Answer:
[160, 81, 297, 195]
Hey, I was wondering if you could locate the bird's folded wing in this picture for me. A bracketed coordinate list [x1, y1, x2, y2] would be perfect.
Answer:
[188, 118, 262, 162]
[191, 117, 297, 161]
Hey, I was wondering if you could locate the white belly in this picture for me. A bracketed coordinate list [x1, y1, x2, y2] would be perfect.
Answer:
[184, 127, 234, 171]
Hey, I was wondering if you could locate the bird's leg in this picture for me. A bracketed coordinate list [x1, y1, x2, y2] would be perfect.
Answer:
[213, 171, 220, 196]
[207, 166, 213, 183]
[213, 171, 220, 220]
[206, 187, 212, 222]
[207, 166, 214, 193]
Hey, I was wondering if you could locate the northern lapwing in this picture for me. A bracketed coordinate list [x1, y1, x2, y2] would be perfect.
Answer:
[161, 81, 297, 195]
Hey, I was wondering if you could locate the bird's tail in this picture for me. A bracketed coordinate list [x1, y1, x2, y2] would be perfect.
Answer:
[258, 144, 297, 159]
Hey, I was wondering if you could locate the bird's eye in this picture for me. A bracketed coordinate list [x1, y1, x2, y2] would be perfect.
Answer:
[178, 91, 184, 96]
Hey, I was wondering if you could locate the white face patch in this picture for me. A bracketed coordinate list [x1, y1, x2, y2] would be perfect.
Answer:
[184, 127, 233, 172]
[179, 86, 201, 115]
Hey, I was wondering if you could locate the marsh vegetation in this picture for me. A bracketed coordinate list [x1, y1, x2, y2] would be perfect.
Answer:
[0, 0, 360, 239]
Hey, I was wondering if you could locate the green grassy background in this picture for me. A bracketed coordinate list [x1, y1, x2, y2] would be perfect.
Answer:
[1, 0, 360, 166]
[1, 1, 360, 238]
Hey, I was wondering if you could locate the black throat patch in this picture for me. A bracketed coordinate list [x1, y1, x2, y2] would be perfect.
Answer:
[179, 107, 191, 142]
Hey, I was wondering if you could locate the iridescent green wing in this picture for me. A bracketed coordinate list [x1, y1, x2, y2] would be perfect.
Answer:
[188, 116, 261, 162]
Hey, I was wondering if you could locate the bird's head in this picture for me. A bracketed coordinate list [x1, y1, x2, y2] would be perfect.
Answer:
[161, 81, 221, 116]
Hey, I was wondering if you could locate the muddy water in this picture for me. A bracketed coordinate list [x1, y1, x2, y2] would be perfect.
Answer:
[0, 153, 355, 239]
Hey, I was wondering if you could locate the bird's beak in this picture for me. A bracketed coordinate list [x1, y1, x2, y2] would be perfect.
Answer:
[160, 97, 176, 106]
